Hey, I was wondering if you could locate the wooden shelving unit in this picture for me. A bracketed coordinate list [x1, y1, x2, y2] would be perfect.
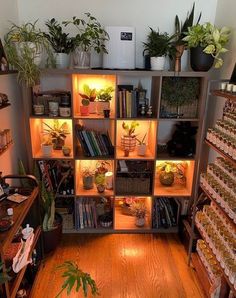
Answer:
[21, 69, 208, 234]
[0, 176, 42, 298]
[189, 80, 236, 296]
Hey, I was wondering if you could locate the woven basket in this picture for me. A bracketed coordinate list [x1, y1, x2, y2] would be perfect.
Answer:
[116, 177, 150, 195]
[121, 136, 136, 152]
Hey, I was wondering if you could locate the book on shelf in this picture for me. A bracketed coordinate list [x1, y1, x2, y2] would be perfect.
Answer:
[75, 198, 98, 230]
[153, 198, 178, 229]
[75, 124, 114, 157]
[117, 88, 138, 118]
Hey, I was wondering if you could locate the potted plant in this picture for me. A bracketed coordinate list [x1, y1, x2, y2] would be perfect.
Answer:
[82, 167, 94, 190]
[56, 261, 99, 297]
[157, 161, 186, 186]
[96, 86, 114, 115]
[43, 120, 70, 150]
[45, 18, 74, 69]
[130, 201, 147, 227]
[136, 132, 147, 156]
[41, 136, 53, 157]
[174, 3, 201, 71]
[183, 22, 230, 71]
[143, 28, 176, 70]
[79, 84, 96, 114]
[121, 121, 139, 157]
[94, 161, 109, 193]
[63, 13, 109, 69]
[4, 21, 54, 87]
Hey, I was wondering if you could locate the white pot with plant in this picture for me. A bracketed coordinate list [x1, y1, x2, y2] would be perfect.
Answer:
[82, 168, 94, 190]
[136, 132, 147, 156]
[4, 21, 54, 87]
[121, 121, 139, 157]
[45, 18, 74, 69]
[96, 86, 114, 115]
[63, 13, 109, 69]
[130, 201, 147, 227]
[41, 137, 53, 157]
[143, 28, 176, 70]
[183, 23, 230, 71]
[79, 84, 96, 114]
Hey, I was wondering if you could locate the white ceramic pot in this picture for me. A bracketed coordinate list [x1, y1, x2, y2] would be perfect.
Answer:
[15, 42, 42, 66]
[137, 144, 147, 156]
[41, 144, 53, 157]
[135, 217, 145, 227]
[89, 101, 97, 114]
[150, 56, 166, 70]
[96, 101, 110, 115]
[55, 53, 70, 69]
[73, 49, 91, 69]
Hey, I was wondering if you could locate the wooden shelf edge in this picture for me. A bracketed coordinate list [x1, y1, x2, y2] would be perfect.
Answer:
[211, 89, 236, 102]
[63, 227, 178, 234]
[200, 185, 236, 228]
[9, 226, 42, 298]
[0, 70, 17, 76]
[205, 139, 236, 166]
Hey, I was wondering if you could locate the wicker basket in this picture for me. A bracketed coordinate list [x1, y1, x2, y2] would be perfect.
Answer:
[116, 177, 150, 195]
[121, 136, 136, 152]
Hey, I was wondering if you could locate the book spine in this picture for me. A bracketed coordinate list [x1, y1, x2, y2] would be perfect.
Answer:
[85, 198, 92, 227]
[122, 90, 126, 118]
[131, 90, 138, 118]
[119, 91, 123, 118]
[86, 131, 99, 156]
[79, 200, 84, 229]
[90, 131, 102, 156]
[126, 91, 132, 118]
[81, 130, 95, 157]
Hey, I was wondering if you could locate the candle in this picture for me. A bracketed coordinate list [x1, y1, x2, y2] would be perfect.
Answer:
[105, 171, 113, 190]
[226, 84, 233, 92]
[220, 82, 227, 91]
[232, 85, 236, 93]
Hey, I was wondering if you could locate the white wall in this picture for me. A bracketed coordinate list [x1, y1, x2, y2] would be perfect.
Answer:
[17, 0, 217, 68]
[0, 0, 27, 175]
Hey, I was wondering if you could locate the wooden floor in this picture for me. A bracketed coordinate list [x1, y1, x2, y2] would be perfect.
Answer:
[31, 234, 204, 298]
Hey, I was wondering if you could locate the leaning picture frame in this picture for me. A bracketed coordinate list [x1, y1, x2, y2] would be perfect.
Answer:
[229, 63, 236, 84]
[0, 38, 9, 71]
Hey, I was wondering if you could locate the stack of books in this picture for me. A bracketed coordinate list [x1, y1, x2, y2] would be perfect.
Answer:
[75, 124, 114, 157]
[75, 198, 98, 229]
[153, 198, 178, 229]
[117, 89, 138, 118]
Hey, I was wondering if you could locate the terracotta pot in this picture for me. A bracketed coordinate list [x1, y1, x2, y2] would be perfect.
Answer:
[80, 105, 89, 116]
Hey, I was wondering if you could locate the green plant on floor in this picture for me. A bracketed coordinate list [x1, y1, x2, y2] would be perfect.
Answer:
[0, 261, 11, 285]
[55, 261, 99, 297]
[96, 86, 114, 102]
[182, 22, 230, 68]
[4, 20, 54, 87]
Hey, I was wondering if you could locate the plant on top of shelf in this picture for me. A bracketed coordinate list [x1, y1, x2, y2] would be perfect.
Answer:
[44, 18, 74, 69]
[63, 13, 109, 68]
[143, 28, 176, 70]
[43, 120, 69, 150]
[121, 121, 139, 157]
[96, 86, 114, 115]
[4, 20, 54, 87]
[183, 22, 230, 70]
[157, 161, 186, 186]
[56, 261, 99, 297]
[130, 201, 147, 227]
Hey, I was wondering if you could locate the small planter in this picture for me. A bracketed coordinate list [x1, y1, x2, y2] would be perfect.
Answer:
[190, 46, 214, 72]
[96, 101, 110, 115]
[82, 175, 94, 190]
[135, 217, 145, 227]
[55, 53, 70, 69]
[73, 49, 91, 69]
[89, 101, 97, 114]
[41, 144, 53, 157]
[121, 135, 136, 157]
[62, 146, 71, 157]
[159, 171, 174, 186]
[150, 56, 166, 70]
[52, 138, 64, 150]
[137, 144, 147, 156]
[80, 105, 89, 116]
[33, 104, 44, 115]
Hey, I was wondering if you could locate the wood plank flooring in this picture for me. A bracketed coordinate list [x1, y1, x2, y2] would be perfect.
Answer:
[31, 234, 204, 298]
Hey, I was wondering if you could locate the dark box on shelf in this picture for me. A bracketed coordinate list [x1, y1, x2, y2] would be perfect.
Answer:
[116, 160, 153, 195]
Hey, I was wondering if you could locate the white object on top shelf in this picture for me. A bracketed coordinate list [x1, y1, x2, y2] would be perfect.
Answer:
[103, 26, 135, 69]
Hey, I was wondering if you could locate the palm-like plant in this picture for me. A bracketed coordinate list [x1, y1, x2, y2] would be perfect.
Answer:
[0, 261, 11, 285]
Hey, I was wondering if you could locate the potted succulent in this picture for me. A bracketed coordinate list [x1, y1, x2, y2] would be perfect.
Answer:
[121, 121, 139, 157]
[157, 162, 186, 186]
[94, 161, 109, 193]
[41, 136, 53, 157]
[143, 28, 176, 70]
[79, 84, 96, 114]
[43, 120, 70, 150]
[4, 21, 54, 87]
[130, 201, 147, 227]
[45, 18, 74, 69]
[174, 3, 201, 71]
[136, 132, 147, 156]
[63, 13, 109, 69]
[56, 261, 99, 297]
[82, 167, 94, 190]
[183, 22, 230, 71]
[96, 86, 114, 115]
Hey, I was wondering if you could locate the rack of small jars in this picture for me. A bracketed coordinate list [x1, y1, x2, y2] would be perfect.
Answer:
[196, 239, 222, 284]
[199, 157, 236, 223]
[0, 129, 12, 154]
[195, 203, 236, 290]
[206, 112, 236, 161]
